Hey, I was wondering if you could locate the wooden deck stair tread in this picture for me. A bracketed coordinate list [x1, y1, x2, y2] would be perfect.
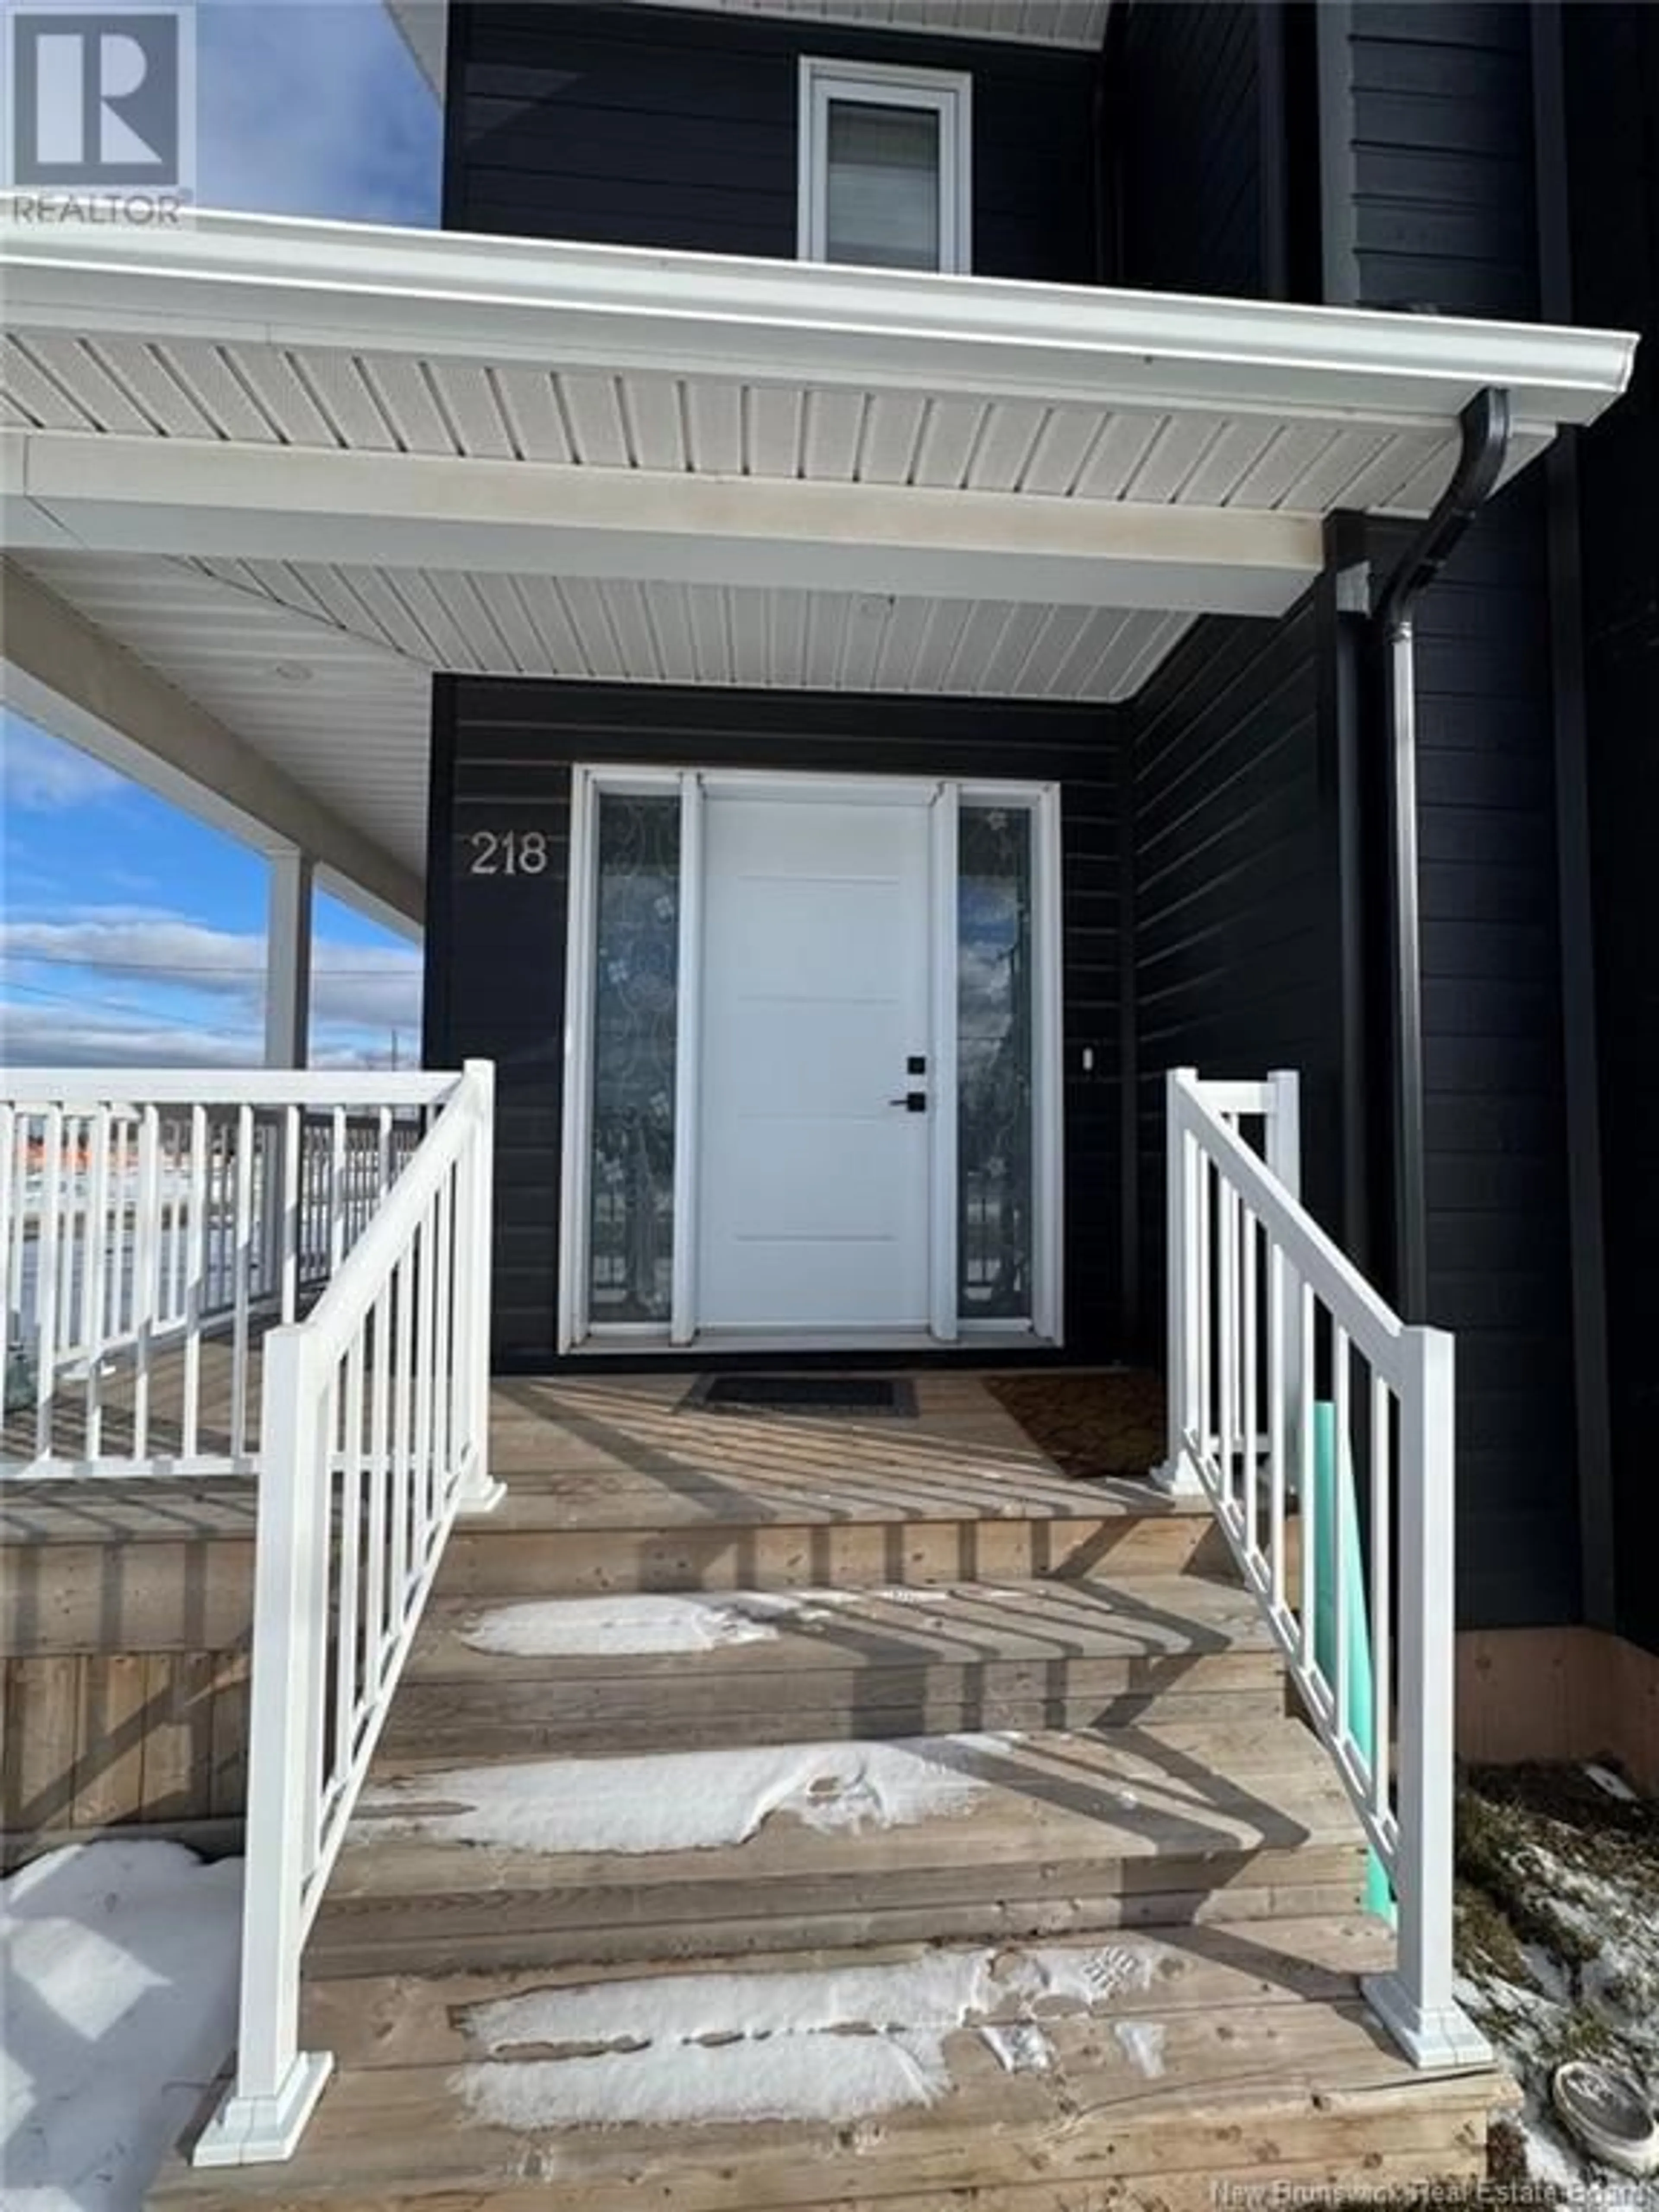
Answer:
[405, 1574, 1273, 1678]
[475, 1463, 1183, 1529]
[311, 1719, 1368, 1981]
[482, 1374, 1183, 1522]
[299, 1911, 1401, 2062]
[390, 1576, 1284, 1755]
[153, 1920, 1503, 2212]
[338, 1720, 1360, 1887]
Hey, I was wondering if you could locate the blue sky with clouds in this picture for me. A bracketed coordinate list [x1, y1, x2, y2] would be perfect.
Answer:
[1, 0, 439, 1067]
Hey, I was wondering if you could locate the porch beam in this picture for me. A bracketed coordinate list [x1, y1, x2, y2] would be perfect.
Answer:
[0, 558, 423, 929]
[3, 430, 1325, 618]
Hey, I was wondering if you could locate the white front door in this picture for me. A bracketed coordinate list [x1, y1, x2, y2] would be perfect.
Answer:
[696, 789, 934, 1332]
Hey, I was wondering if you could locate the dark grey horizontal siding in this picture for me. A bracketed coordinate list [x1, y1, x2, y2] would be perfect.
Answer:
[1347, 2, 1541, 317]
[445, 3, 1101, 283]
[1111, 0, 1264, 301]
[1565, 3, 1659, 1656]
[426, 679, 1129, 1370]
[1129, 594, 1341, 1353]
[1339, 0, 1577, 1628]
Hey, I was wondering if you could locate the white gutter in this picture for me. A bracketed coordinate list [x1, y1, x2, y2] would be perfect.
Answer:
[0, 209, 1637, 430]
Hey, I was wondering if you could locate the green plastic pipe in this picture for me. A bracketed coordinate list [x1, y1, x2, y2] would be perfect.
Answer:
[1311, 1401, 1395, 1925]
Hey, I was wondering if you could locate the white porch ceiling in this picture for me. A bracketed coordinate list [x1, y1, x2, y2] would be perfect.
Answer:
[0, 212, 1636, 909]
[190, 557, 1197, 699]
[639, 0, 1113, 49]
[12, 550, 433, 880]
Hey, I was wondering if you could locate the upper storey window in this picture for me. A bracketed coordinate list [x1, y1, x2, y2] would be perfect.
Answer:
[798, 59, 973, 275]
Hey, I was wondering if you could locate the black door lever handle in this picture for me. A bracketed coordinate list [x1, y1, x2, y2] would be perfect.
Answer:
[887, 1092, 928, 1112]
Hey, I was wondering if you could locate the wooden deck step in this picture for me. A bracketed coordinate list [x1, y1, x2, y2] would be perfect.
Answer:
[312, 1718, 1365, 1979]
[387, 1575, 1286, 1757]
[436, 1372, 1242, 1595]
[152, 1919, 1506, 2212]
[438, 1466, 1231, 1599]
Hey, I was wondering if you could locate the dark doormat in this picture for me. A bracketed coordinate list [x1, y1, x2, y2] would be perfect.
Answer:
[680, 1375, 919, 1418]
[985, 1368, 1166, 1480]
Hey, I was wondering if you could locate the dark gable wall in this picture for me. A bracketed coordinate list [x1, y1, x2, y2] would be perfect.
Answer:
[1112, 0, 1582, 1627]
[1108, 7, 1343, 1345]
[1129, 594, 1342, 1351]
[1564, 4, 1659, 1656]
[445, 2, 1102, 284]
[427, 680, 1128, 1370]
[1111, 2, 1265, 300]
[1332, 3, 1581, 1626]
[1347, 3, 1541, 319]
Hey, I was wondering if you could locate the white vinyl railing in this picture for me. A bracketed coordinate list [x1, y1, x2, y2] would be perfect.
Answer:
[193, 1059, 502, 2165]
[0, 1074, 447, 1478]
[1157, 1067, 1490, 2072]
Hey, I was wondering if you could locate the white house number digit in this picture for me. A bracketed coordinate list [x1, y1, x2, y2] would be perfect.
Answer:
[467, 830, 549, 876]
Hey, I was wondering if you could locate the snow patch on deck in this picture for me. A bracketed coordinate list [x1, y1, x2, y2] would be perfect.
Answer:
[455, 1940, 1155, 2132]
[364, 1734, 1014, 1857]
[2, 1840, 242, 2211]
[459, 1593, 794, 1658]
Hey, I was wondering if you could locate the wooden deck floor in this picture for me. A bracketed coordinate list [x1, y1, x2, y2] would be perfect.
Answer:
[5, 1365, 1157, 1529]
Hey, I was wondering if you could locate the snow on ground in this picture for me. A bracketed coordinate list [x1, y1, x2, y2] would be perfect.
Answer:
[364, 1734, 1012, 1856]
[1, 1840, 242, 2212]
[1455, 1766, 1659, 2198]
[454, 1939, 1159, 2132]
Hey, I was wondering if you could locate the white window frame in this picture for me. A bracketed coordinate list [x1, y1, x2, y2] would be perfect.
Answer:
[797, 56, 973, 276]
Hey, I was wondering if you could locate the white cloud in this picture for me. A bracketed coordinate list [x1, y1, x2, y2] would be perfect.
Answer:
[0, 998, 412, 1069]
[0, 1000, 260, 1068]
[0, 909, 423, 1067]
[0, 724, 126, 813]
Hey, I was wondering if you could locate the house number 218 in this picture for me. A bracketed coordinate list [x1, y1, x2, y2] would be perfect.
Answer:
[467, 830, 549, 876]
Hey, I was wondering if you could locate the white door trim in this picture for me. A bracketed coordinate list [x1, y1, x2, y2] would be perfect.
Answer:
[1031, 782, 1065, 1344]
[557, 764, 599, 1356]
[559, 764, 1064, 1353]
[928, 783, 960, 1344]
[668, 771, 705, 1346]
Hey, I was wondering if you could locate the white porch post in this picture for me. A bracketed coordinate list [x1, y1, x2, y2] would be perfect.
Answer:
[1265, 1070, 1306, 1495]
[456, 1060, 505, 1514]
[1154, 1068, 1205, 1497]
[265, 851, 315, 1070]
[1265, 1069, 1301, 1198]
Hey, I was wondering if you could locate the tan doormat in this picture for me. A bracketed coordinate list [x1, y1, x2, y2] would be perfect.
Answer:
[984, 1368, 1166, 1481]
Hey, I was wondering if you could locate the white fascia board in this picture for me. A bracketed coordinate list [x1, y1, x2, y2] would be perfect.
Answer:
[0, 210, 1637, 432]
[3, 430, 1325, 617]
[0, 556, 424, 924]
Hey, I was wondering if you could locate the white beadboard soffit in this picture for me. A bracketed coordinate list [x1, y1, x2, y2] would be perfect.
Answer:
[635, 0, 1115, 50]
[0, 212, 1637, 898]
